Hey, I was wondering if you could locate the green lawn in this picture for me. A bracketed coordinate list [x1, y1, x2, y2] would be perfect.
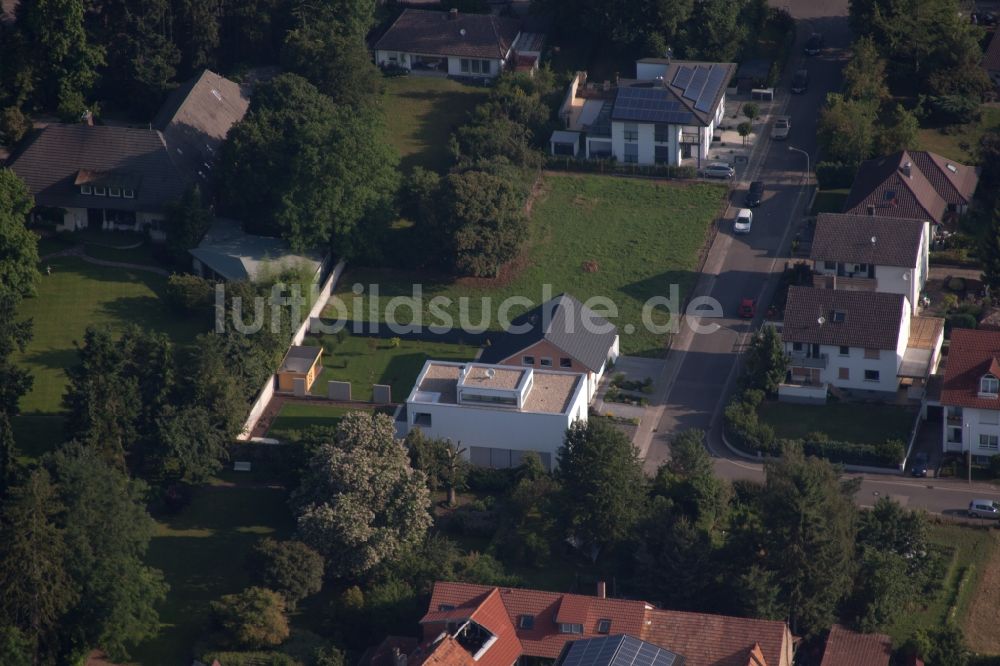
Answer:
[885, 523, 996, 646]
[811, 188, 849, 215]
[381, 75, 488, 173]
[758, 401, 918, 445]
[917, 105, 1000, 163]
[325, 174, 727, 357]
[130, 478, 294, 665]
[266, 403, 355, 441]
[305, 333, 477, 402]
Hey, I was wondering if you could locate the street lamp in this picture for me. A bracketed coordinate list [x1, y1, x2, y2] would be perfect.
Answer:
[788, 145, 810, 184]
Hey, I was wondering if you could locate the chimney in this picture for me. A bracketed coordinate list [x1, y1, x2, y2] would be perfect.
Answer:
[596, 581, 607, 599]
[393, 648, 407, 666]
[902, 161, 912, 177]
[81, 109, 93, 126]
[866, 205, 876, 216]
[448, 7, 458, 19]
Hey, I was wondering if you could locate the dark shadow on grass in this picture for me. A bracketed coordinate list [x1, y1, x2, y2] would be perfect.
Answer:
[21, 347, 78, 371]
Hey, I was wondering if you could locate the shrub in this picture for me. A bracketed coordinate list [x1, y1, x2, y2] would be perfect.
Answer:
[251, 539, 325, 608]
[211, 587, 290, 649]
[946, 313, 978, 331]
[742, 102, 760, 120]
[947, 277, 967, 292]
[466, 466, 518, 493]
[724, 390, 776, 454]
[942, 293, 959, 311]
[165, 273, 215, 313]
[0, 106, 30, 145]
[815, 161, 859, 189]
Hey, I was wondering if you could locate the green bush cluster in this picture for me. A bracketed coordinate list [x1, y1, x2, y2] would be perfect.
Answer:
[815, 161, 859, 189]
[723, 389, 776, 453]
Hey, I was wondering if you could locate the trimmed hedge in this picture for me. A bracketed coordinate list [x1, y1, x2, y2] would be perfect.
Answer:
[815, 161, 858, 189]
[545, 156, 697, 180]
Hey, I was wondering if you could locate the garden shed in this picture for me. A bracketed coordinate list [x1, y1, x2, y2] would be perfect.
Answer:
[277, 345, 324, 393]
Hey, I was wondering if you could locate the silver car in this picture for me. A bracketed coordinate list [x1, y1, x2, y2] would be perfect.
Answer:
[703, 162, 735, 179]
[968, 499, 1000, 519]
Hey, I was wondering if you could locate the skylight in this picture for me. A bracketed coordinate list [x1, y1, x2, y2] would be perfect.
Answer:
[946, 163, 958, 173]
[832, 311, 846, 323]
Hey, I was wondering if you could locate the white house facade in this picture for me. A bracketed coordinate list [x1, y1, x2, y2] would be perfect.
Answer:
[405, 361, 588, 471]
[941, 329, 1000, 462]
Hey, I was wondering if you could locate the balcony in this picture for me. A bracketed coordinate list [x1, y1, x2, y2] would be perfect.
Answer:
[788, 352, 828, 369]
[680, 131, 700, 144]
[947, 414, 963, 425]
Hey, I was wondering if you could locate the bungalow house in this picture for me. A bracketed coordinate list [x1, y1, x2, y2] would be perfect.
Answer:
[478, 293, 620, 401]
[843, 150, 979, 226]
[373, 8, 540, 78]
[552, 58, 735, 167]
[404, 361, 589, 471]
[780, 286, 943, 402]
[810, 213, 930, 315]
[983, 28, 1000, 89]
[819, 625, 892, 666]
[190, 218, 327, 283]
[360, 581, 794, 666]
[940, 329, 1000, 463]
[6, 69, 248, 240]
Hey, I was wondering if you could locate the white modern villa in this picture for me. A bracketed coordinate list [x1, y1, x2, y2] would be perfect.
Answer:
[551, 58, 735, 167]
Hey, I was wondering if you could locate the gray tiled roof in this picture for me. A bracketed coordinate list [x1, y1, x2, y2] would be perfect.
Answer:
[373, 8, 521, 59]
[479, 293, 618, 372]
[782, 286, 905, 351]
[6, 124, 188, 213]
[810, 213, 926, 268]
[190, 218, 324, 282]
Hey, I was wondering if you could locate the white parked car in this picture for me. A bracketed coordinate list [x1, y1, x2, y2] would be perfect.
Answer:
[703, 162, 735, 179]
[734, 208, 753, 234]
[771, 116, 790, 140]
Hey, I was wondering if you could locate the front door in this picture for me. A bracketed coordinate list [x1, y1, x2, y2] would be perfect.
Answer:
[86, 208, 103, 229]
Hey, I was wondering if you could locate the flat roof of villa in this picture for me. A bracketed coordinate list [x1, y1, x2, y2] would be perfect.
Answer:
[412, 361, 581, 415]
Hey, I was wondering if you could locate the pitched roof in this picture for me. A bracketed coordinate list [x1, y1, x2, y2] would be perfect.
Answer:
[424, 582, 648, 660]
[556, 634, 685, 666]
[810, 213, 926, 268]
[844, 151, 978, 224]
[478, 293, 618, 372]
[782, 286, 906, 350]
[819, 625, 892, 666]
[642, 609, 787, 666]
[374, 8, 521, 59]
[615, 61, 737, 127]
[189, 218, 324, 282]
[6, 124, 188, 213]
[153, 69, 249, 188]
[983, 28, 1000, 73]
[423, 582, 789, 666]
[940, 328, 1000, 409]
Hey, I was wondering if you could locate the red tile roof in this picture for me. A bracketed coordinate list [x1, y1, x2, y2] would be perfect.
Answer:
[468, 589, 523, 666]
[411, 636, 475, 666]
[642, 608, 789, 666]
[940, 329, 1000, 409]
[819, 625, 892, 666]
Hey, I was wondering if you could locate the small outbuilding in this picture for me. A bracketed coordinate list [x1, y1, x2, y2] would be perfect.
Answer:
[277, 345, 324, 394]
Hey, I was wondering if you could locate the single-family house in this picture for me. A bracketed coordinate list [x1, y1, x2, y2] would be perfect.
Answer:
[276, 345, 324, 394]
[843, 150, 979, 225]
[189, 218, 327, 283]
[6, 69, 248, 240]
[819, 625, 892, 666]
[373, 8, 537, 78]
[404, 361, 589, 471]
[983, 28, 1000, 89]
[553, 58, 735, 167]
[360, 581, 794, 666]
[810, 213, 930, 315]
[780, 286, 943, 402]
[478, 293, 620, 401]
[940, 329, 1000, 462]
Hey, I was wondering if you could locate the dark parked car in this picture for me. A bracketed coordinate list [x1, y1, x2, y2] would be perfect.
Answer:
[791, 69, 808, 94]
[910, 452, 929, 477]
[745, 181, 765, 207]
[972, 11, 997, 25]
[804, 33, 823, 55]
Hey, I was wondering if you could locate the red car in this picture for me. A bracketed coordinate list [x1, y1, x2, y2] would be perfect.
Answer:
[739, 298, 756, 319]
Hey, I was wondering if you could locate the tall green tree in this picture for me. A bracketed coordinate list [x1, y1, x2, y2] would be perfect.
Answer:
[217, 73, 398, 254]
[0, 626, 31, 666]
[759, 447, 858, 635]
[292, 412, 432, 578]
[818, 94, 875, 164]
[843, 36, 889, 106]
[741, 324, 787, 395]
[0, 292, 34, 417]
[979, 204, 1000, 293]
[0, 470, 77, 663]
[877, 104, 919, 154]
[251, 538, 325, 609]
[211, 587, 290, 649]
[0, 169, 39, 302]
[557, 419, 647, 559]
[0, 414, 19, 499]
[653, 429, 730, 530]
[164, 185, 212, 262]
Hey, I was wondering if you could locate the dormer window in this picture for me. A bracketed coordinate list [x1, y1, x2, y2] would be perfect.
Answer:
[80, 185, 92, 195]
[123, 188, 135, 199]
[597, 619, 612, 634]
[981, 375, 999, 396]
[518, 615, 534, 629]
[559, 623, 583, 634]
[109, 186, 121, 197]
[438, 604, 455, 612]
[832, 311, 846, 323]
[94, 186, 106, 196]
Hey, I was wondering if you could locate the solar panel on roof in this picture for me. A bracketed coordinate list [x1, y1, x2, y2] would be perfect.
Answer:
[695, 66, 728, 113]
[558, 636, 682, 666]
[683, 66, 709, 101]
[672, 66, 693, 89]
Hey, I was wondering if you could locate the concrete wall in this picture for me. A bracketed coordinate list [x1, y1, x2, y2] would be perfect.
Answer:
[778, 382, 828, 403]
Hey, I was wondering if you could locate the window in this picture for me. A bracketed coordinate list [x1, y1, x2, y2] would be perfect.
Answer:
[979, 434, 999, 450]
[481, 60, 491, 74]
[414, 412, 432, 427]
[109, 186, 121, 197]
[560, 358, 573, 368]
[832, 310, 846, 323]
[518, 615, 535, 630]
[824, 261, 836, 270]
[522, 355, 535, 366]
[123, 188, 135, 199]
[540, 357, 552, 367]
[792, 342, 803, 352]
[839, 346, 850, 356]
[838, 367, 849, 380]
[623, 123, 639, 142]
[597, 619, 612, 634]
[80, 184, 92, 195]
[864, 369, 880, 382]
[624, 143, 638, 164]
[461, 58, 470, 73]
[653, 145, 671, 164]
[438, 604, 455, 611]
[948, 427, 963, 444]
[94, 186, 106, 196]
[559, 624, 584, 635]
[654, 124, 671, 143]
[864, 348, 880, 360]
[981, 375, 999, 396]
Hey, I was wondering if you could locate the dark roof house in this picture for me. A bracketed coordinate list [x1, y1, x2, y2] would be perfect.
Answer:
[782, 286, 906, 351]
[983, 28, 1000, 79]
[478, 293, 619, 373]
[374, 8, 521, 60]
[556, 634, 685, 666]
[819, 625, 892, 666]
[941, 329, 1000, 410]
[810, 213, 927, 268]
[843, 150, 978, 224]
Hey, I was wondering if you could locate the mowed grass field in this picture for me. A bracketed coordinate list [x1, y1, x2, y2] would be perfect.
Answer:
[325, 174, 727, 357]
[917, 104, 1000, 163]
[757, 401, 918, 445]
[381, 75, 488, 173]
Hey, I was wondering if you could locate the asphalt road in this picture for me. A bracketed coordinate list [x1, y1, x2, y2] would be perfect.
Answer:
[642, 0, 1000, 518]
